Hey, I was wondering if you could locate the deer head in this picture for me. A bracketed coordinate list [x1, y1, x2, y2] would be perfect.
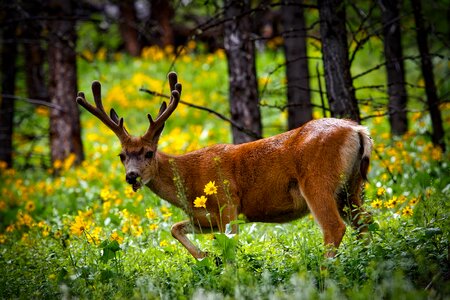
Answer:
[76, 72, 182, 191]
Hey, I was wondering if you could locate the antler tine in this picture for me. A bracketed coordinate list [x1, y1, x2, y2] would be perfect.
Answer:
[154, 74, 181, 126]
[142, 73, 182, 143]
[76, 81, 130, 143]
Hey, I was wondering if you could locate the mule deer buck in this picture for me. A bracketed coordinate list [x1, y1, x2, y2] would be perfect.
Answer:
[76, 72, 373, 259]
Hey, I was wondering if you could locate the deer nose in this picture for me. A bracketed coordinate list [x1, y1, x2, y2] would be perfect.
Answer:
[126, 172, 139, 184]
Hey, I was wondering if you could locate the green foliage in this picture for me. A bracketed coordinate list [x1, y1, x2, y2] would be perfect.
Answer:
[1, 44, 449, 299]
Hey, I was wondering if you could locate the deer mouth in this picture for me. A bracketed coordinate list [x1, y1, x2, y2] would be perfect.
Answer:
[131, 177, 143, 192]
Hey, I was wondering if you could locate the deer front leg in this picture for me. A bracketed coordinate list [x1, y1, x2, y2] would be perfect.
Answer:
[171, 220, 207, 260]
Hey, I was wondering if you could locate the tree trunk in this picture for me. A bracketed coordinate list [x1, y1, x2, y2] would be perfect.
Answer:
[119, 0, 141, 56]
[318, 0, 360, 122]
[47, 1, 84, 166]
[224, 0, 262, 144]
[150, 0, 174, 47]
[22, 0, 48, 102]
[0, 8, 17, 168]
[379, 0, 408, 136]
[282, 0, 312, 129]
[411, 0, 445, 151]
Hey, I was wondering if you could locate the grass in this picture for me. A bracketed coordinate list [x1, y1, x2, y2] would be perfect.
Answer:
[0, 43, 449, 299]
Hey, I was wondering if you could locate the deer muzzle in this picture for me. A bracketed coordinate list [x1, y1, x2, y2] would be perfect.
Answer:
[126, 171, 142, 191]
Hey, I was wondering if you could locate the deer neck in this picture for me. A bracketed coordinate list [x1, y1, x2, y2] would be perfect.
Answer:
[145, 151, 189, 210]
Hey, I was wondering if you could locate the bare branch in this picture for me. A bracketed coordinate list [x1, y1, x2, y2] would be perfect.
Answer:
[1, 94, 67, 112]
[139, 88, 262, 140]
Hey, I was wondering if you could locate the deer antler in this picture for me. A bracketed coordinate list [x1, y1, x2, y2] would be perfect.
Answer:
[142, 72, 182, 144]
[76, 81, 131, 144]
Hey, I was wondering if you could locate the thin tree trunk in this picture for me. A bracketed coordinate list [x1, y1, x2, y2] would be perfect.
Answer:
[119, 0, 141, 56]
[0, 10, 17, 167]
[48, 1, 84, 166]
[318, 0, 360, 122]
[22, 0, 48, 102]
[224, 0, 262, 144]
[379, 0, 408, 136]
[282, 0, 312, 129]
[411, 0, 445, 151]
[150, 0, 174, 47]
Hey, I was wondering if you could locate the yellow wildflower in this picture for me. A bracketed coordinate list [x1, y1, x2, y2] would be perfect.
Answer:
[6, 224, 15, 232]
[35, 106, 49, 117]
[159, 240, 168, 247]
[125, 186, 135, 198]
[121, 224, 130, 234]
[70, 215, 91, 236]
[102, 201, 111, 215]
[0, 234, 6, 244]
[87, 227, 102, 245]
[110, 231, 124, 244]
[149, 223, 159, 231]
[187, 40, 196, 50]
[82, 49, 94, 62]
[431, 147, 443, 161]
[377, 187, 386, 197]
[397, 195, 407, 204]
[63, 153, 76, 170]
[204, 181, 218, 195]
[0, 161, 8, 170]
[371, 199, 383, 209]
[37, 221, 50, 237]
[402, 206, 413, 217]
[132, 226, 143, 237]
[161, 206, 171, 215]
[384, 197, 397, 209]
[25, 201, 36, 211]
[409, 197, 419, 206]
[100, 188, 112, 201]
[54, 230, 62, 239]
[163, 211, 172, 221]
[17, 211, 34, 227]
[53, 159, 62, 170]
[146, 208, 157, 220]
[21, 233, 29, 242]
[194, 195, 208, 208]
[0, 200, 6, 211]
[96, 47, 107, 61]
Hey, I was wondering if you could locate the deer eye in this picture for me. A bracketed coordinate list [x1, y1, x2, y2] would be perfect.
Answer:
[118, 153, 126, 162]
[145, 151, 154, 159]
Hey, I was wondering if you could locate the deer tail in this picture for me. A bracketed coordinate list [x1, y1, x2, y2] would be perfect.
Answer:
[357, 127, 373, 181]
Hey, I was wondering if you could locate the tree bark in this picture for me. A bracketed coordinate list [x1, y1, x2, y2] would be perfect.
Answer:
[379, 0, 408, 136]
[318, 0, 360, 122]
[0, 7, 17, 167]
[224, 0, 262, 144]
[119, 0, 141, 56]
[282, 0, 312, 129]
[22, 0, 48, 102]
[47, 0, 84, 166]
[411, 0, 445, 151]
[150, 0, 174, 47]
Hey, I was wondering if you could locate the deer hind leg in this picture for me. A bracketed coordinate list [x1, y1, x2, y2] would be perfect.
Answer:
[338, 176, 373, 236]
[300, 182, 346, 258]
[171, 220, 207, 260]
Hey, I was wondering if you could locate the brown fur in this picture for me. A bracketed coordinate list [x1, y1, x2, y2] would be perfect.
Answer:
[77, 73, 373, 259]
